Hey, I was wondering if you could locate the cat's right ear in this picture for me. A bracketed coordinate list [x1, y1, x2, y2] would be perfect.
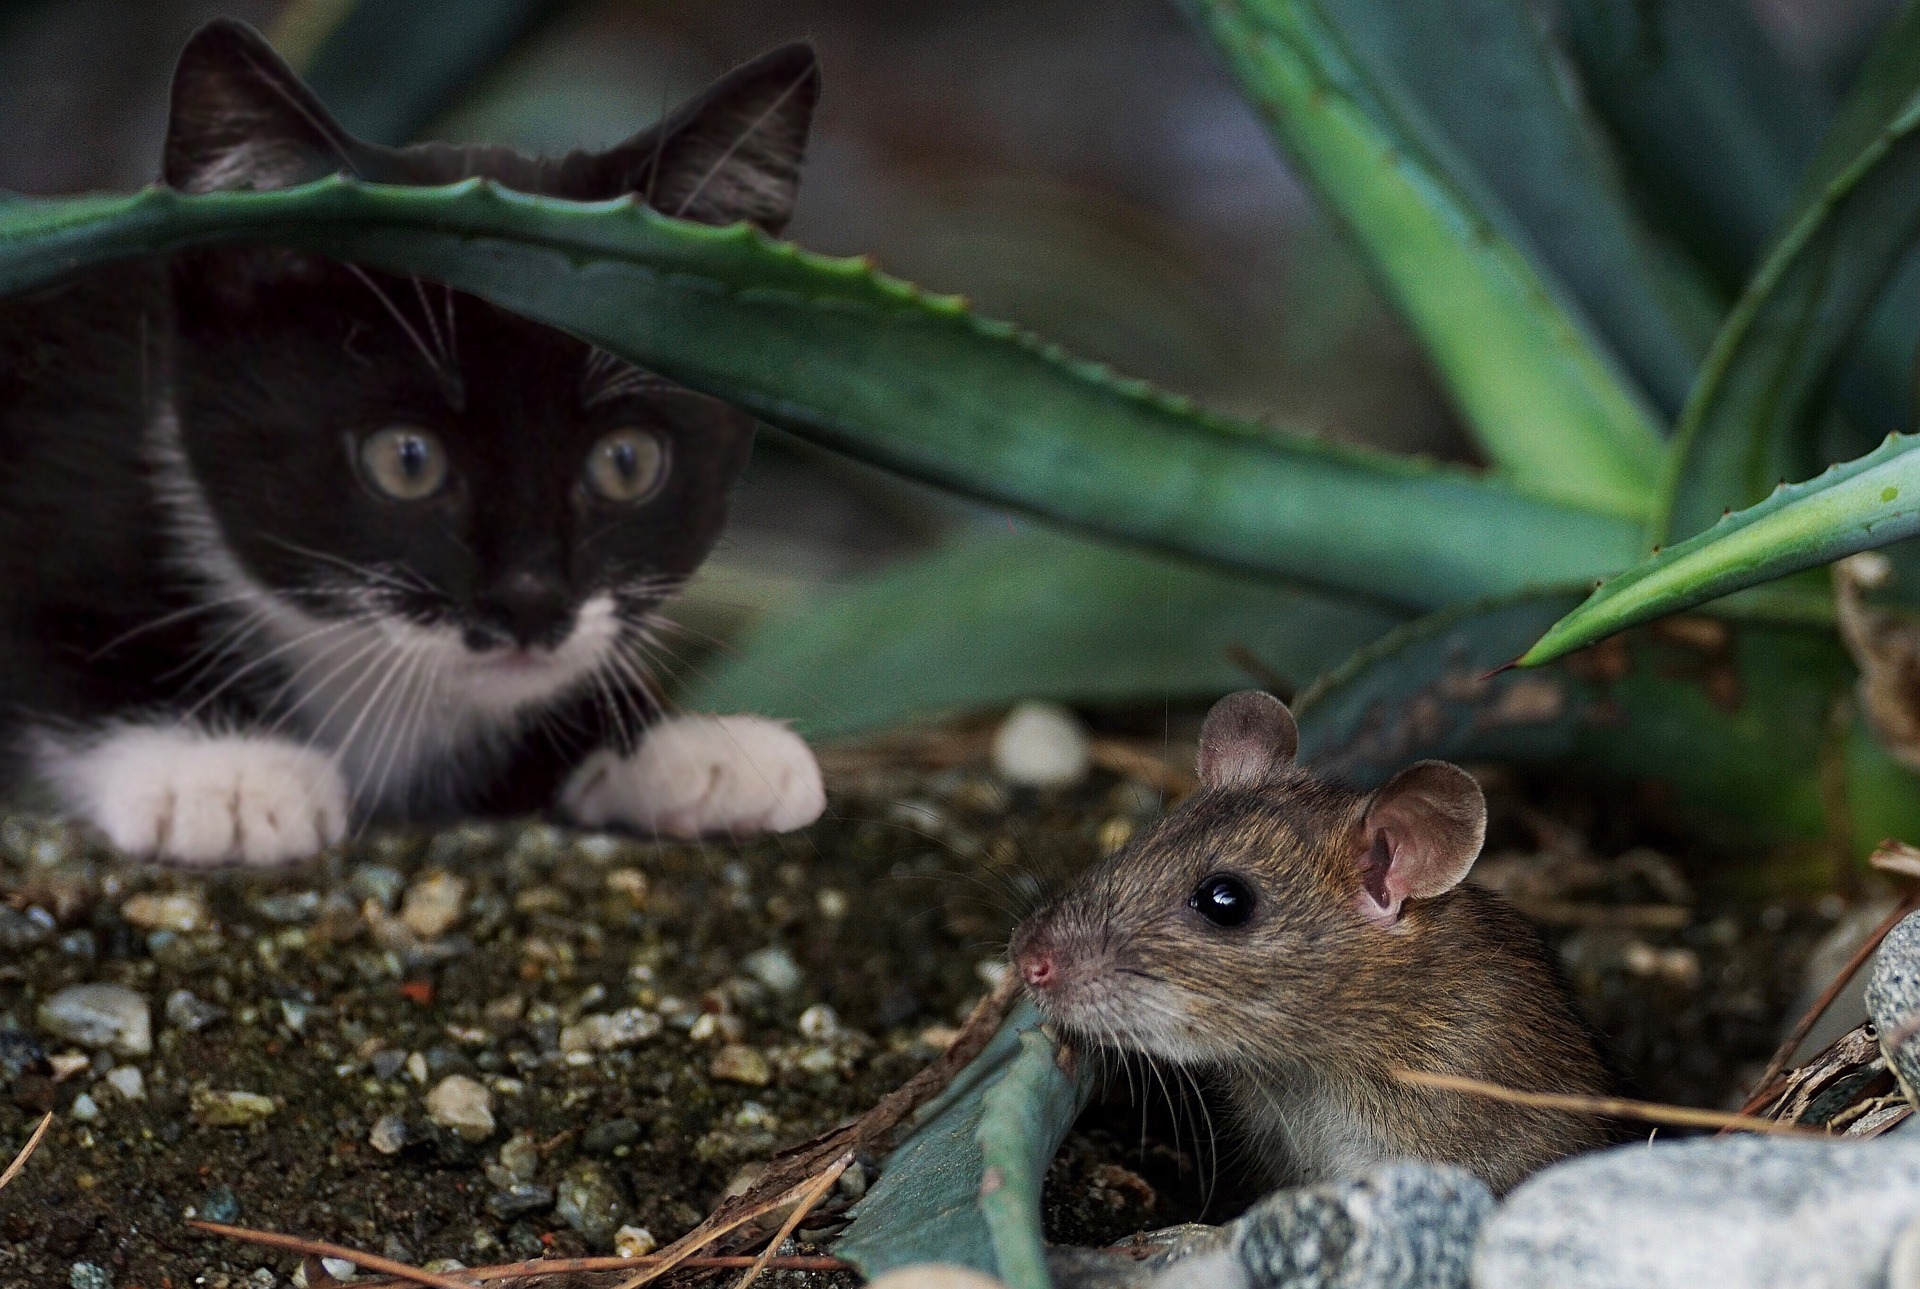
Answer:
[164, 19, 359, 193]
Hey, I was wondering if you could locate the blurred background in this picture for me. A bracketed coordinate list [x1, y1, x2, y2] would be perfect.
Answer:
[0, 0, 1903, 668]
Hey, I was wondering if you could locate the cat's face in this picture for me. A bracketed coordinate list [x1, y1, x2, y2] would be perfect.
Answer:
[150, 21, 815, 722]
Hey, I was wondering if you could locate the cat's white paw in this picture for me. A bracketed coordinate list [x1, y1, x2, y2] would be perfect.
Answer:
[39, 725, 348, 867]
[560, 715, 824, 837]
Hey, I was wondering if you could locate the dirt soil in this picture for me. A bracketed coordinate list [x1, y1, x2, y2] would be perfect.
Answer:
[0, 741, 1865, 1287]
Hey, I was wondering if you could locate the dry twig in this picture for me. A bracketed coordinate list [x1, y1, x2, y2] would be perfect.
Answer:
[725, 1151, 852, 1289]
[187, 1221, 479, 1289]
[1392, 1069, 1836, 1138]
[0, 1112, 51, 1192]
[354, 1256, 851, 1288]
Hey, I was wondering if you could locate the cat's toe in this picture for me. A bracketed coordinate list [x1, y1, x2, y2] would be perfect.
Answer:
[560, 715, 823, 837]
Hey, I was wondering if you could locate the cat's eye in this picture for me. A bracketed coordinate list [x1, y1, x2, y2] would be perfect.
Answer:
[1189, 873, 1255, 929]
[584, 429, 668, 503]
[358, 426, 448, 501]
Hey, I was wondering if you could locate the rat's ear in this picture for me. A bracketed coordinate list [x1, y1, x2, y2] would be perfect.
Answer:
[164, 18, 360, 193]
[1196, 691, 1298, 790]
[1356, 761, 1485, 927]
[592, 42, 819, 234]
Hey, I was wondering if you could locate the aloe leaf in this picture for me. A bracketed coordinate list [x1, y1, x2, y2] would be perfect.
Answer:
[0, 179, 1641, 609]
[1179, 0, 1666, 515]
[836, 1001, 1092, 1287]
[296, 0, 571, 146]
[1299, 590, 1920, 859]
[689, 525, 1403, 737]
[1659, 3, 1920, 544]
[1525, 434, 1920, 668]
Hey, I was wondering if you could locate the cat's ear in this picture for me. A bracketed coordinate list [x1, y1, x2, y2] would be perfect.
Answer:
[164, 19, 360, 193]
[600, 42, 820, 234]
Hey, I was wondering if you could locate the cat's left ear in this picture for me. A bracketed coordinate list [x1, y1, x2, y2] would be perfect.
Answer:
[164, 18, 361, 193]
[598, 43, 820, 234]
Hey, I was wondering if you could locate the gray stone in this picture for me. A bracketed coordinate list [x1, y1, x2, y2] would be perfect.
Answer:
[199, 1185, 240, 1224]
[163, 989, 226, 1033]
[1868, 909, 1920, 1103]
[68, 1263, 112, 1289]
[486, 1185, 555, 1220]
[555, 1159, 629, 1246]
[1475, 1134, 1920, 1289]
[582, 1117, 641, 1155]
[37, 983, 151, 1057]
[0, 905, 51, 951]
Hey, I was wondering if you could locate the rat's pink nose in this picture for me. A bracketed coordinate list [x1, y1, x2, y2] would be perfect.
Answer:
[1019, 949, 1055, 990]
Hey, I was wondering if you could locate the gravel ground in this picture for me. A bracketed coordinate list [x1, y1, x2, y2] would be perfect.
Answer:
[0, 746, 1868, 1287]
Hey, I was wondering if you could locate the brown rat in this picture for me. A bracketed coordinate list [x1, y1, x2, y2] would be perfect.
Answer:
[1010, 690, 1609, 1193]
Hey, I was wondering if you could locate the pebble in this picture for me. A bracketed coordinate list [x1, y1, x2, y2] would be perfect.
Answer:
[164, 989, 227, 1033]
[864, 1268, 1007, 1289]
[710, 1044, 772, 1087]
[320, 1258, 356, 1282]
[103, 1066, 145, 1101]
[559, 1008, 663, 1052]
[350, 865, 407, 910]
[990, 701, 1091, 789]
[68, 1092, 100, 1122]
[38, 983, 152, 1057]
[1476, 1134, 1920, 1289]
[424, 1074, 495, 1141]
[798, 1004, 841, 1041]
[556, 1159, 629, 1245]
[583, 1118, 642, 1155]
[486, 1185, 555, 1220]
[192, 1090, 277, 1127]
[400, 871, 468, 939]
[368, 1113, 408, 1155]
[0, 904, 52, 951]
[371, 1049, 408, 1081]
[742, 946, 802, 994]
[615, 1225, 659, 1258]
[496, 1130, 540, 1183]
[249, 890, 321, 923]
[199, 1185, 240, 1224]
[68, 1263, 112, 1289]
[1867, 909, 1920, 1103]
[0, 1028, 47, 1082]
[817, 888, 849, 920]
[120, 891, 209, 933]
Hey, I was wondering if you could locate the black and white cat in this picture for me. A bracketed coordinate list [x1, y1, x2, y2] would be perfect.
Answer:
[0, 20, 825, 866]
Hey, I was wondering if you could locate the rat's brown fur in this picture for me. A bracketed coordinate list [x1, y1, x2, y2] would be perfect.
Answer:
[1011, 768, 1609, 1194]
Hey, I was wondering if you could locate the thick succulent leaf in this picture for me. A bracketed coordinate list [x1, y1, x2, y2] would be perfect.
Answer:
[1525, 434, 1920, 668]
[0, 179, 1641, 610]
[689, 525, 1404, 737]
[1557, 0, 1830, 289]
[296, 0, 571, 146]
[1660, 3, 1920, 544]
[836, 1001, 1092, 1287]
[1298, 590, 1920, 859]
[1179, 0, 1666, 515]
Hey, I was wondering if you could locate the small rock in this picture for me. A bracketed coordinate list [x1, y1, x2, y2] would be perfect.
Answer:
[164, 989, 227, 1033]
[425, 1074, 495, 1141]
[192, 1089, 277, 1127]
[605, 868, 649, 905]
[249, 889, 322, 923]
[990, 701, 1091, 789]
[816, 888, 849, 920]
[864, 1268, 1007, 1289]
[120, 891, 209, 933]
[68, 1262, 113, 1289]
[103, 1066, 144, 1101]
[400, 871, 468, 939]
[0, 1029, 48, 1082]
[199, 1185, 240, 1224]
[1476, 1135, 1920, 1289]
[38, 984, 151, 1057]
[368, 1113, 408, 1155]
[370, 1049, 407, 1081]
[798, 1004, 841, 1041]
[320, 1258, 356, 1282]
[350, 865, 407, 910]
[614, 1225, 658, 1258]
[0, 905, 52, 951]
[47, 1052, 89, 1081]
[279, 1000, 312, 1034]
[742, 946, 802, 994]
[68, 1092, 100, 1122]
[1869, 910, 1920, 1103]
[486, 1184, 555, 1220]
[556, 1159, 629, 1245]
[496, 1130, 540, 1183]
[583, 1118, 642, 1155]
[710, 1044, 772, 1087]
[559, 1007, 663, 1052]
[406, 1051, 429, 1084]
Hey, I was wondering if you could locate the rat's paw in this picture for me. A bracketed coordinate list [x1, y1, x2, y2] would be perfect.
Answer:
[560, 715, 824, 837]
[39, 725, 348, 867]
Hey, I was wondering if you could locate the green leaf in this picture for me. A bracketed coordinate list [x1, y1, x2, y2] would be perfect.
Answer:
[836, 1001, 1092, 1287]
[1525, 434, 1920, 668]
[688, 524, 1404, 738]
[1660, 2, 1920, 544]
[297, 0, 571, 146]
[1179, 0, 1666, 515]
[0, 179, 1642, 610]
[1300, 590, 1920, 859]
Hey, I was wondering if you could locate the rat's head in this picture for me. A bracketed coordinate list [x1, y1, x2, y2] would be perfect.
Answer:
[150, 20, 816, 718]
[1009, 691, 1487, 1068]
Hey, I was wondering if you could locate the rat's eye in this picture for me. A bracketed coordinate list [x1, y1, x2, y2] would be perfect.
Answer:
[585, 428, 669, 503]
[1189, 873, 1255, 928]
[357, 426, 447, 501]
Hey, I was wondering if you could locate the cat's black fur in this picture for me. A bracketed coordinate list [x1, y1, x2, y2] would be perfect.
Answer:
[0, 20, 818, 824]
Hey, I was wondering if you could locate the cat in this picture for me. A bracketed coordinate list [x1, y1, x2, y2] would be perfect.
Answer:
[0, 19, 826, 867]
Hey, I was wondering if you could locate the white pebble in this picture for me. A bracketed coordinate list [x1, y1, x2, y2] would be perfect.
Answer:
[425, 1074, 495, 1141]
[743, 946, 802, 994]
[103, 1066, 145, 1101]
[37, 983, 152, 1057]
[798, 1004, 840, 1041]
[69, 1093, 100, 1122]
[120, 891, 210, 933]
[400, 871, 467, 939]
[991, 702, 1091, 789]
[614, 1225, 658, 1257]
